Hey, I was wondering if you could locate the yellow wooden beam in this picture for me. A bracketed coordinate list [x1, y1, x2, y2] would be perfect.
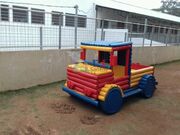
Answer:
[131, 66, 154, 75]
[130, 82, 139, 87]
[131, 71, 154, 79]
[131, 77, 141, 83]
[81, 45, 112, 52]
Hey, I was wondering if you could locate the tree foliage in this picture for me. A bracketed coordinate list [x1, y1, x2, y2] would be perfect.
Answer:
[153, 0, 180, 17]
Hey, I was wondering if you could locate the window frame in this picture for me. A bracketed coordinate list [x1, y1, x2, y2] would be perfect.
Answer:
[77, 14, 87, 28]
[31, 8, 45, 24]
[13, 5, 28, 23]
[65, 13, 87, 28]
[51, 11, 63, 26]
[65, 13, 75, 27]
[0, 4, 9, 21]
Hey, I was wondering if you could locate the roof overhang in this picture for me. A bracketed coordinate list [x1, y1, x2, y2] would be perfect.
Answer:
[94, 0, 180, 23]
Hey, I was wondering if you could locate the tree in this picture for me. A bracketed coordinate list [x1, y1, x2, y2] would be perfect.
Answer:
[153, 0, 180, 17]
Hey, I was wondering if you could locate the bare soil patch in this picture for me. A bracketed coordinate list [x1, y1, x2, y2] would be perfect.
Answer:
[80, 115, 100, 125]
[9, 126, 41, 135]
[1, 61, 180, 135]
[50, 103, 76, 114]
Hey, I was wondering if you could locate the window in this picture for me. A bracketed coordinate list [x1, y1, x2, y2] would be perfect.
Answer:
[99, 51, 110, 63]
[160, 28, 164, 33]
[111, 22, 118, 29]
[100, 20, 109, 28]
[52, 11, 63, 25]
[174, 30, 178, 35]
[147, 26, 152, 33]
[154, 27, 158, 33]
[118, 50, 126, 66]
[0, 4, 9, 21]
[139, 25, 144, 32]
[165, 29, 169, 34]
[13, 6, 28, 23]
[78, 15, 86, 27]
[65, 14, 74, 27]
[171, 29, 174, 34]
[65, 13, 86, 27]
[132, 24, 138, 32]
[31, 8, 45, 24]
[117, 22, 125, 29]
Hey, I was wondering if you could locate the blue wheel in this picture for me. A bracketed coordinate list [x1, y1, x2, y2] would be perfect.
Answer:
[139, 75, 157, 98]
[100, 87, 123, 114]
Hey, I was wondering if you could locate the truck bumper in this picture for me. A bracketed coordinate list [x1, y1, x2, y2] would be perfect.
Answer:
[62, 86, 99, 107]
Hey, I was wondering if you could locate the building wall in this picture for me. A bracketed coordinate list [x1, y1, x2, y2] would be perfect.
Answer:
[1, 0, 96, 19]
[0, 46, 180, 92]
[1, 1, 180, 29]
[0, 1, 129, 50]
[0, 1, 179, 50]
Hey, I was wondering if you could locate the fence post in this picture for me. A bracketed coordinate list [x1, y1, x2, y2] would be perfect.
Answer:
[168, 29, 172, 44]
[125, 15, 129, 29]
[124, 15, 129, 42]
[175, 30, 177, 44]
[0, 6, 1, 20]
[142, 18, 147, 46]
[177, 30, 180, 44]
[124, 32, 128, 42]
[101, 19, 104, 41]
[94, 18, 97, 41]
[59, 13, 62, 49]
[157, 26, 160, 41]
[165, 28, 170, 46]
[179, 30, 180, 45]
[129, 23, 133, 41]
[150, 26, 155, 46]
[163, 28, 166, 44]
[137, 24, 140, 33]
[74, 5, 78, 49]
[40, 27, 43, 50]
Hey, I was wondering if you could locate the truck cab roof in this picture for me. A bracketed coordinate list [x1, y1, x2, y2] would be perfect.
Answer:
[81, 41, 132, 47]
[80, 41, 132, 52]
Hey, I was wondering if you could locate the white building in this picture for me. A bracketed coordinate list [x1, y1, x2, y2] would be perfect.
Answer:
[0, 0, 180, 51]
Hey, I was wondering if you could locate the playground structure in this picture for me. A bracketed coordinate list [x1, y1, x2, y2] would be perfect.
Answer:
[62, 41, 158, 114]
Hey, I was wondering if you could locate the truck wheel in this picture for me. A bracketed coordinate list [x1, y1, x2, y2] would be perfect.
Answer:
[139, 75, 157, 98]
[100, 87, 123, 114]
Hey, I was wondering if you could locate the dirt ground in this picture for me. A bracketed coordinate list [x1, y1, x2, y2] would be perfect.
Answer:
[0, 61, 180, 135]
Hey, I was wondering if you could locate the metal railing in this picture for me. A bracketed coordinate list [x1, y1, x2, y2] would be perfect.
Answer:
[0, 6, 180, 51]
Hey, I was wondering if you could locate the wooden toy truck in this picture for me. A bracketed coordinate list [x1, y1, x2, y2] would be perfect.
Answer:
[62, 41, 158, 114]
